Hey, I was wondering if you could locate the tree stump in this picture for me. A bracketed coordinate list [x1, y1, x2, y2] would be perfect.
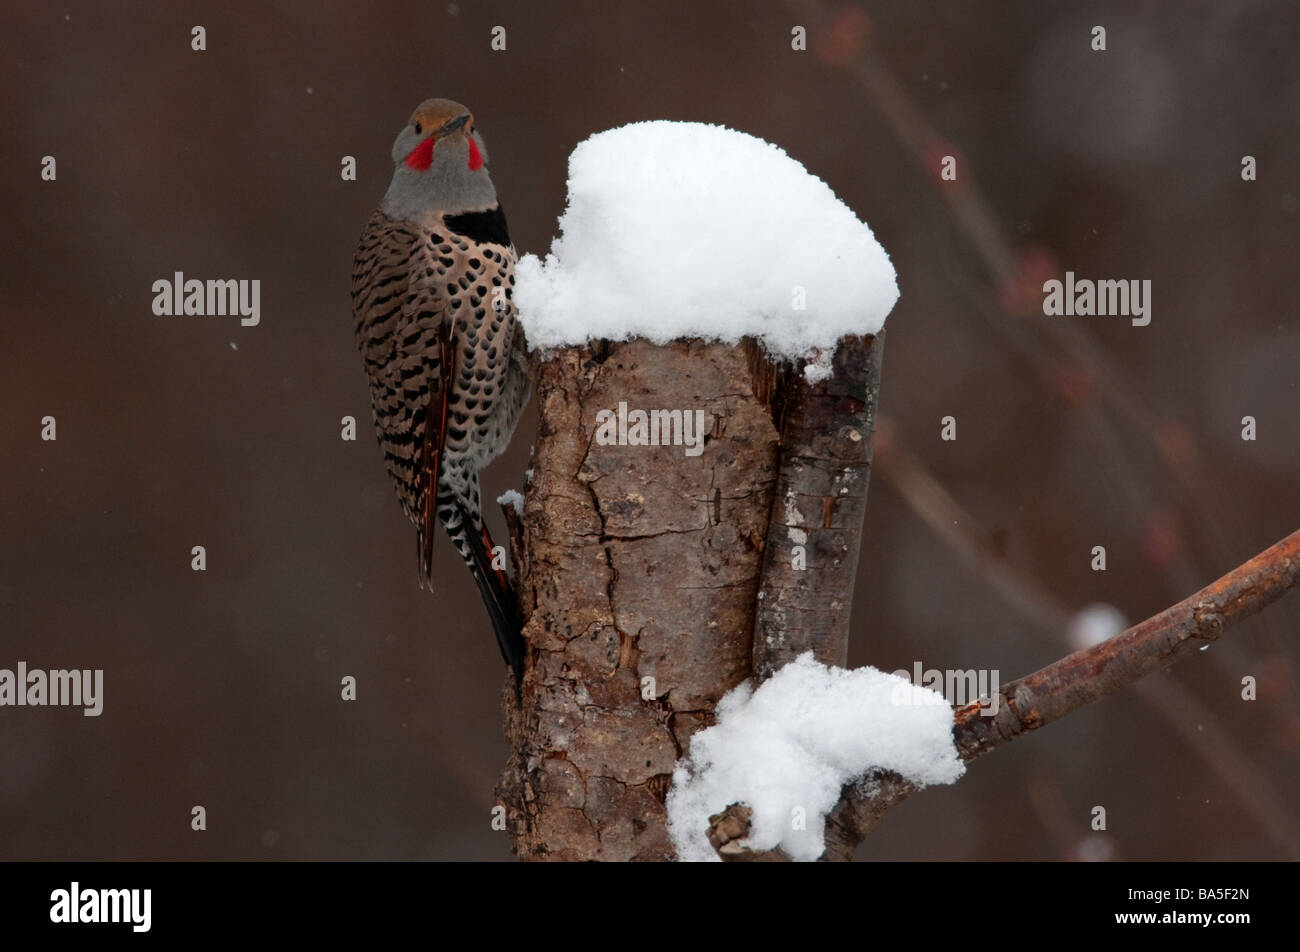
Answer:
[498, 334, 884, 860]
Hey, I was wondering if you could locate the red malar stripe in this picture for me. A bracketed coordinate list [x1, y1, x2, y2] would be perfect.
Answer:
[404, 138, 434, 170]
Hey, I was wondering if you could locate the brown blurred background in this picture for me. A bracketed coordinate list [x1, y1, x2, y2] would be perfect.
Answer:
[1, 0, 1297, 860]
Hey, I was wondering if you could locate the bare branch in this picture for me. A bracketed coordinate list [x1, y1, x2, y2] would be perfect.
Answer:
[874, 423, 1300, 857]
[954, 528, 1300, 760]
[715, 528, 1300, 859]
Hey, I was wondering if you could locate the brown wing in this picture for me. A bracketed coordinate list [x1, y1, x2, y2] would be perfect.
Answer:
[351, 209, 452, 583]
[418, 322, 453, 582]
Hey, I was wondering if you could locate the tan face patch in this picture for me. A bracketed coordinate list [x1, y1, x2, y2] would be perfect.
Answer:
[408, 98, 472, 137]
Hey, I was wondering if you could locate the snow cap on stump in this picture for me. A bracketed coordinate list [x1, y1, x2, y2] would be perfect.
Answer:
[515, 121, 899, 370]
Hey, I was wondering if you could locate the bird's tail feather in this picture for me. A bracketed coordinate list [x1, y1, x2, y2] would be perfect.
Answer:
[442, 501, 525, 691]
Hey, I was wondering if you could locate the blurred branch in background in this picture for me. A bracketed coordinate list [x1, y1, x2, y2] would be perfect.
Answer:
[785, 0, 1297, 696]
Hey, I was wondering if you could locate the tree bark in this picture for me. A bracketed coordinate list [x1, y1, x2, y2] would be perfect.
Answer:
[753, 334, 884, 678]
[498, 338, 786, 860]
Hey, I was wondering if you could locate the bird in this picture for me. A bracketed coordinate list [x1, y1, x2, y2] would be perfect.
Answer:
[351, 98, 530, 686]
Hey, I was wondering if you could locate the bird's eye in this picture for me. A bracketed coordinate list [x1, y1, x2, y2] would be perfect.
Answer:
[414, 122, 423, 135]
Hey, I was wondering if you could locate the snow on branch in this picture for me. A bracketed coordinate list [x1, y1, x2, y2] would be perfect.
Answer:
[667, 653, 964, 862]
[707, 527, 1300, 861]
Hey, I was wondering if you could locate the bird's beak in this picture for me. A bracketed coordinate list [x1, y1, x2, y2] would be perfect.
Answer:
[437, 114, 470, 138]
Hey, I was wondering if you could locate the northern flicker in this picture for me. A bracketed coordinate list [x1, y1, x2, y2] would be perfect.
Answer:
[351, 98, 530, 683]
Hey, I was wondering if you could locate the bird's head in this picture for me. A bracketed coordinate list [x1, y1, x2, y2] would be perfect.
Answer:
[391, 98, 489, 175]
[383, 98, 498, 220]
